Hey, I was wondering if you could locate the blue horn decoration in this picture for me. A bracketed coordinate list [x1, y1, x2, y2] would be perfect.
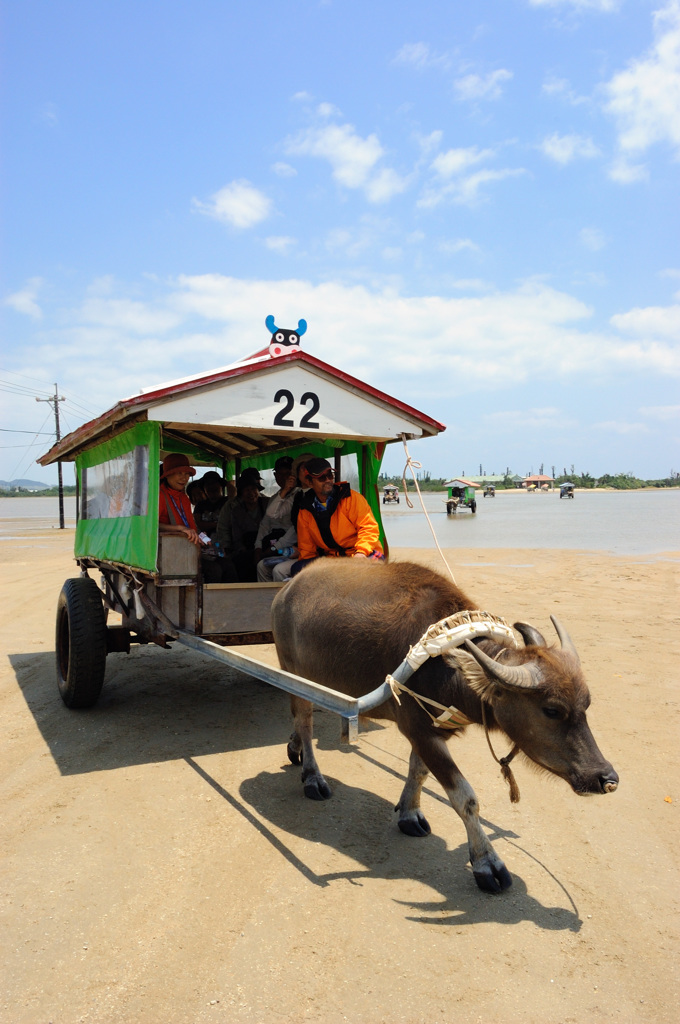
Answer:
[296, 319, 308, 336]
[265, 314, 278, 334]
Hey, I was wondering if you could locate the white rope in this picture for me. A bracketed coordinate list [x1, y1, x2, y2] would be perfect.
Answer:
[383, 610, 517, 731]
[400, 434, 457, 585]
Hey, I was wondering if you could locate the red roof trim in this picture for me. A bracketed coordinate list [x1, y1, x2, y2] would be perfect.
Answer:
[126, 348, 445, 431]
[39, 348, 445, 464]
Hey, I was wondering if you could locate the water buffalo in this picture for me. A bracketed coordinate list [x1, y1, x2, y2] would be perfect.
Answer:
[271, 559, 618, 894]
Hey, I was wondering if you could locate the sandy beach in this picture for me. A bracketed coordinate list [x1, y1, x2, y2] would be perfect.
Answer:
[1, 526, 679, 1024]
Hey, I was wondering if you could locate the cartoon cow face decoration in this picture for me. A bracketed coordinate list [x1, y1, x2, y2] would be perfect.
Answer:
[266, 315, 307, 358]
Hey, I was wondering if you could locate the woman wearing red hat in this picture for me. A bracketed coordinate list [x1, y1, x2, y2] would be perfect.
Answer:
[159, 453, 201, 547]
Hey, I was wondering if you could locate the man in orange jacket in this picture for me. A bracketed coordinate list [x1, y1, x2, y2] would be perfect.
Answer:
[294, 457, 384, 567]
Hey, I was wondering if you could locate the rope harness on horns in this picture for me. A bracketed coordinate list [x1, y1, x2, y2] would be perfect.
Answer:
[384, 608, 523, 802]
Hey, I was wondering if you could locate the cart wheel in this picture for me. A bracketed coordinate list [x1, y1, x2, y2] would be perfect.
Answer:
[55, 577, 107, 708]
[470, 500, 477, 513]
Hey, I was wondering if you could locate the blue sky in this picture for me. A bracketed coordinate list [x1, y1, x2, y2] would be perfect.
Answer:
[2, 0, 679, 484]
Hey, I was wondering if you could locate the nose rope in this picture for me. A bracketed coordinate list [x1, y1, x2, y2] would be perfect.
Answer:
[400, 434, 457, 586]
[481, 701, 521, 803]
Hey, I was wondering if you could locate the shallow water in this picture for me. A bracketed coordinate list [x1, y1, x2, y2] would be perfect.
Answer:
[1, 490, 678, 556]
[381, 488, 679, 556]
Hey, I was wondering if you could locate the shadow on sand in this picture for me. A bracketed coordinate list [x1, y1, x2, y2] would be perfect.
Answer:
[10, 644, 582, 931]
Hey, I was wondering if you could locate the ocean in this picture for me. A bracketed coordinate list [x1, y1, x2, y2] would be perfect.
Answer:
[1, 489, 678, 556]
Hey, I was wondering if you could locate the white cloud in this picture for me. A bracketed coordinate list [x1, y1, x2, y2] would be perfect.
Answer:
[364, 167, 410, 202]
[317, 102, 342, 118]
[286, 123, 382, 188]
[265, 236, 296, 254]
[431, 146, 495, 178]
[639, 403, 680, 420]
[191, 180, 272, 229]
[12, 276, 680, 464]
[484, 407, 578, 430]
[539, 132, 600, 163]
[416, 130, 444, 156]
[453, 68, 513, 101]
[272, 162, 297, 178]
[285, 122, 409, 203]
[79, 296, 181, 334]
[451, 278, 489, 291]
[439, 238, 480, 254]
[40, 103, 59, 128]
[580, 227, 607, 250]
[393, 42, 451, 71]
[4, 278, 43, 319]
[604, 0, 680, 156]
[529, 0, 620, 10]
[542, 77, 591, 105]
[611, 302, 680, 338]
[595, 420, 651, 435]
[167, 274, 680, 384]
[607, 157, 649, 183]
[419, 167, 525, 208]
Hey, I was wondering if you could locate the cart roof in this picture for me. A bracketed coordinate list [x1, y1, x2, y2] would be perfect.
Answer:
[39, 347, 445, 466]
[444, 478, 480, 489]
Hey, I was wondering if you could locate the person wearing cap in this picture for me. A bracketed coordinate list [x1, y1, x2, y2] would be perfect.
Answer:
[255, 453, 314, 582]
[293, 457, 383, 568]
[158, 453, 201, 547]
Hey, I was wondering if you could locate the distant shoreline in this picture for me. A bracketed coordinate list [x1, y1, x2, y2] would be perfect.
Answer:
[2, 484, 679, 499]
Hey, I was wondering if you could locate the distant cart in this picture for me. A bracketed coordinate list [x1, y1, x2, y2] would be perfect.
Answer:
[38, 333, 445, 740]
[560, 482, 575, 499]
[484, 484, 495, 497]
[443, 478, 478, 515]
[382, 484, 400, 504]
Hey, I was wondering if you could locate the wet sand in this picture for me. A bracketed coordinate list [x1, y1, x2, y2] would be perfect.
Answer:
[1, 528, 678, 1023]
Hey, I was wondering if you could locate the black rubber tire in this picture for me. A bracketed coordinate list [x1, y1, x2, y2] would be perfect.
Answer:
[56, 576, 108, 708]
[470, 500, 477, 513]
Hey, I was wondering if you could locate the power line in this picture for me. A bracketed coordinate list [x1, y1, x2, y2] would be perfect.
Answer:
[0, 367, 60, 388]
[0, 427, 54, 434]
[7, 410, 54, 480]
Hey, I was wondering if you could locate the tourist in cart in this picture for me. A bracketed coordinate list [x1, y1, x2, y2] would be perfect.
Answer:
[158, 453, 201, 547]
[256, 453, 314, 582]
[292, 457, 383, 571]
[216, 476, 269, 582]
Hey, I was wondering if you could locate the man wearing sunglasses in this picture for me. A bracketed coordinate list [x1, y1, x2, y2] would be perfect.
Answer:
[293, 457, 384, 568]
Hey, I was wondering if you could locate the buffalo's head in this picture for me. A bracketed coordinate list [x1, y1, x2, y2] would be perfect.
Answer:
[447, 617, 619, 796]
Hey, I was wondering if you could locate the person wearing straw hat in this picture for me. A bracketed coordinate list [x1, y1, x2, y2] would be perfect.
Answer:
[158, 453, 201, 547]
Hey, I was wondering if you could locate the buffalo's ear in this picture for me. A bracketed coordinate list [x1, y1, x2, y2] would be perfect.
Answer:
[444, 648, 498, 702]
[514, 622, 547, 647]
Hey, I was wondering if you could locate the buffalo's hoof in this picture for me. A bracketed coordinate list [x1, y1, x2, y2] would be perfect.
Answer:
[473, 863, 513, 894]
[287, 741, 303, 766]
[397, 811, 431, 837]
[303, 777, 332, 800]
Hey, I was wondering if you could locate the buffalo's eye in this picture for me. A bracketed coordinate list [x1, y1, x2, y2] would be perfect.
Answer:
[288, 333, 298, 344]
[542, 706, 564, 719]
[275, 332, 285, 342]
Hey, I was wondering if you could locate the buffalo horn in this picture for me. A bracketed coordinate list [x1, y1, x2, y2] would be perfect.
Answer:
[550, 616, 580, 664]
[514, 621, 547, 648]
[463, 640, 542, 690]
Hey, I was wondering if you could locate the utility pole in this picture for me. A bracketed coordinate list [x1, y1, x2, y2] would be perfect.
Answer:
[36, 384, 66, 529]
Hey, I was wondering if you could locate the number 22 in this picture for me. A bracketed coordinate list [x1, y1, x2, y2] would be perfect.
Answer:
[273, 389, 320, 429]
